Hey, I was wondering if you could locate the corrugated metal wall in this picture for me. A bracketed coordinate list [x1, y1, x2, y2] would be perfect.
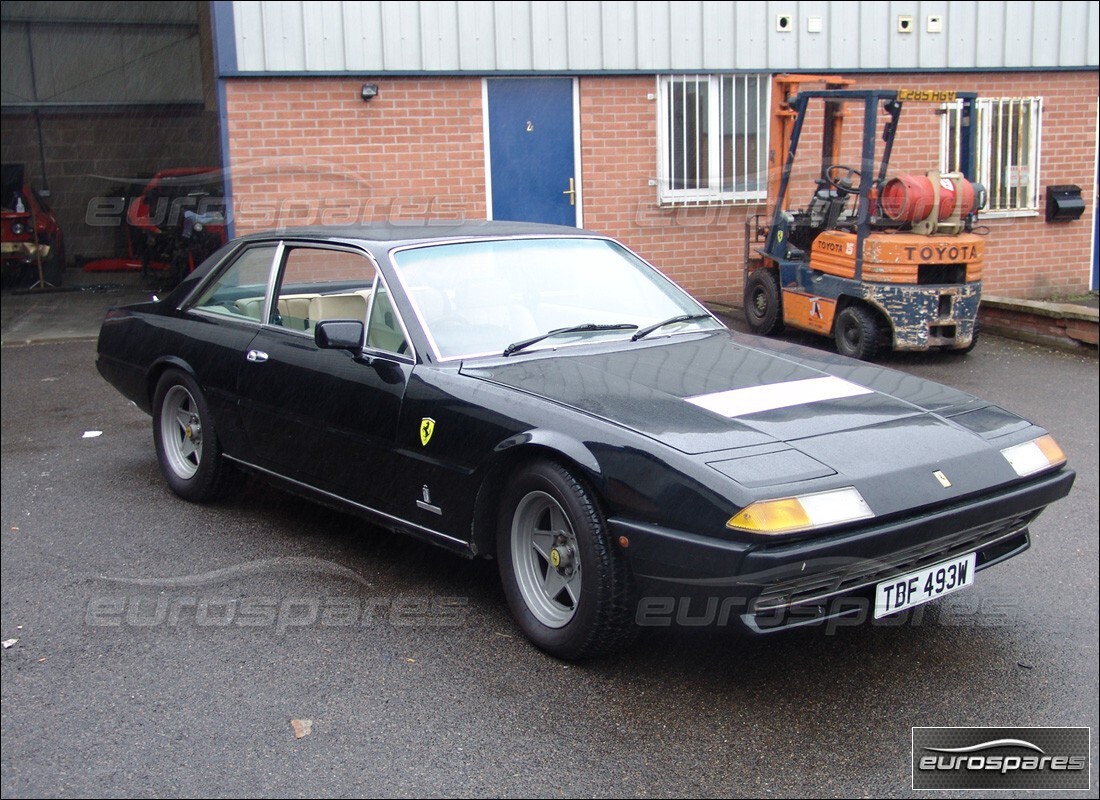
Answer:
[229, 1, 1100, 74]
[1, 0, 205, 106]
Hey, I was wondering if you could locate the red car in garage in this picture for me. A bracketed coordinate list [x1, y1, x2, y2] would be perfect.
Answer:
[2, 163, 65, 287]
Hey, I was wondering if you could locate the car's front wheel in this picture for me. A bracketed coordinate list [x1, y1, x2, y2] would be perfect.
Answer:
[152, 369, 233, 502]
[497, 460, 636, 660]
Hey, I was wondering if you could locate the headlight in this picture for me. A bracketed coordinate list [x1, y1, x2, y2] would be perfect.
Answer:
[10, 222, 24, 235]
[1001, 434, 1066, 477]
[726, 487, 874, 535]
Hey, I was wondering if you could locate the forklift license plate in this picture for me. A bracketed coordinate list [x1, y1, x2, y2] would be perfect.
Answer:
[896, 89, 957, 103]
[873, 552, 975, 618]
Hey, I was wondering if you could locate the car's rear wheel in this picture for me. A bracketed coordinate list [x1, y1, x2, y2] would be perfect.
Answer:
[497, 460, 636, 660]
[152, 369, 233, 502]
[834, 304, 880, 360]
[744, 268, 784, 335]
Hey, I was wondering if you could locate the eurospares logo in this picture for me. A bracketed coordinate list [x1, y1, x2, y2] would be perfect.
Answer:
[912, 727, 1090, 790]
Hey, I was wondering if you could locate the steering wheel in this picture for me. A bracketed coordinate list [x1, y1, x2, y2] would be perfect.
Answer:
[824, 165, 862, 194]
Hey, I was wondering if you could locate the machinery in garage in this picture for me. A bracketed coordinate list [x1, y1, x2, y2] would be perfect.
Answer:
[1, 163, 64, 288]
[743, 77, 988, 359]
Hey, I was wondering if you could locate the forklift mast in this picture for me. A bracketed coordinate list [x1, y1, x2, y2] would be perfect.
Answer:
[766, 86, 979, 282]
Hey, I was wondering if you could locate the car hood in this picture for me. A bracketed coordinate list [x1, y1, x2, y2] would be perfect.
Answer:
[461, 331, 1035, 507]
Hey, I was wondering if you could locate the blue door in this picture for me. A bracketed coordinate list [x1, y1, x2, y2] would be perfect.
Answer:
[487, 78, 577, 226]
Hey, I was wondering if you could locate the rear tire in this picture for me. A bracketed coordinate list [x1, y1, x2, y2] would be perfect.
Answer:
[497, 460, 636, 660]
[152, 369, 233, 502]
[834, 304, 880, 360]
[743, 268, 784, 335]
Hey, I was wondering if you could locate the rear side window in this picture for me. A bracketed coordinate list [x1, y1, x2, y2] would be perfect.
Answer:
[191, 245, 277, 321]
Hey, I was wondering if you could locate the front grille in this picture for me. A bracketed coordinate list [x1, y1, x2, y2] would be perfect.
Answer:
[749, 510, 1037, 625]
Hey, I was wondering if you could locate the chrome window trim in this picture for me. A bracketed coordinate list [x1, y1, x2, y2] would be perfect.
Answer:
[261, 241, 288, 327]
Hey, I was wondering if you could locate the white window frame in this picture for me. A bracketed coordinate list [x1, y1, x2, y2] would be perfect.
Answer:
[941, 97, 1043, 217]
[656, 74, 770, 206]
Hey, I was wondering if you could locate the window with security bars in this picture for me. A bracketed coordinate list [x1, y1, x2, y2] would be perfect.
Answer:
[658, 74, 769, 204]
[941, 97, 1042, 213]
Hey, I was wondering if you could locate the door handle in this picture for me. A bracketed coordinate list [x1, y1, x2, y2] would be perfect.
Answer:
[246, 349, 269, 363]
[562, 177, 576, 206]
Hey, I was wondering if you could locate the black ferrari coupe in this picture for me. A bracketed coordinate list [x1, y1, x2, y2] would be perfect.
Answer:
[96, 221, 1075, 659]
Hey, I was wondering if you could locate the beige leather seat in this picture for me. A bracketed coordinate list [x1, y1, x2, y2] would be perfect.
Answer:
[308, 293, 368, 326]
[234, 297, 265, 320]
[278, 295, 313, 322]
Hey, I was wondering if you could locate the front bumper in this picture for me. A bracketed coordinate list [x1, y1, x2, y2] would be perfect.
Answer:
[611, 466, 1074, 632]
[1, 241, 52, 259]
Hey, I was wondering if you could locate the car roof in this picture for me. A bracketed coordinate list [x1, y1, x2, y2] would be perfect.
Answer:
[234, 220, 600, 248]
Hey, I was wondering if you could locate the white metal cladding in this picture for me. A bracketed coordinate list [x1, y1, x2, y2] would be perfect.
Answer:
[229, 1, 1099, 73]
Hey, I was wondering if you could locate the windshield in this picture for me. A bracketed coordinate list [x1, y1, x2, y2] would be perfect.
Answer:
[391, 237, 720, 360]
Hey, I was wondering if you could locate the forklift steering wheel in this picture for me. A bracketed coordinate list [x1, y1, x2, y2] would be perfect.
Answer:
[824, 165, 862, 194]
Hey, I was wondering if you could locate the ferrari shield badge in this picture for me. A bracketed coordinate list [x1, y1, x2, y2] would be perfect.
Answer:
[420, 417, 435, 446]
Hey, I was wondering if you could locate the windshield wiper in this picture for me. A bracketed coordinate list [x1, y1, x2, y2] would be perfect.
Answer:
[630, 313, 712, 341]
[503, 323, 638, 357]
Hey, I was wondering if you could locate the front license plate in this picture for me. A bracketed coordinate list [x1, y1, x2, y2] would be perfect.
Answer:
[874, 552, 976, 619]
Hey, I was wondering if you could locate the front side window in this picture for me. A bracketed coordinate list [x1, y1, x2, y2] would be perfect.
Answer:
[392, 237, 719, 361]
[271, 245, 407, 355]
[273, 246, 375, 331]
[658, 74, 769, 204]
[942, 97, 1042, 213]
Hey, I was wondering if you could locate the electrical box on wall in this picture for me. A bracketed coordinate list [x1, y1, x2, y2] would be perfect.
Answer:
[1045, 185, 1086, 222]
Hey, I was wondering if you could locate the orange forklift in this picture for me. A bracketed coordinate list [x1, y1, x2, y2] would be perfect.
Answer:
[744, 76, 987, 359]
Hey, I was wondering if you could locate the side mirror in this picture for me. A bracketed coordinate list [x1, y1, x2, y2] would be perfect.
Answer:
[315, 320, 364, 351]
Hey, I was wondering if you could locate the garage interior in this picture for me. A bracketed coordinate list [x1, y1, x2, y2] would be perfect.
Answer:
[0, 0, 220, 280]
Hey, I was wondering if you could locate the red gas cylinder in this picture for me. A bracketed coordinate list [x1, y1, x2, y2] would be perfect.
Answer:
[881, 174, 976, 223]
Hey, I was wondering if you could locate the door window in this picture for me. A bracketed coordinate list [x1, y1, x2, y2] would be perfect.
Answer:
[272, 246, 375, 332]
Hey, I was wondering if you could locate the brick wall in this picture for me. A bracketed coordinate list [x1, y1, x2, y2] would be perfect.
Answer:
[225, 78, 485, 234]
[0, 108, 220, 261]
[224, 70, 1098, 305]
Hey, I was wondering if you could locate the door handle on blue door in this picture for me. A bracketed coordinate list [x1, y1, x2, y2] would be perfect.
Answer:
[246, 350, 269, 363]
[562, 177, 576, 206]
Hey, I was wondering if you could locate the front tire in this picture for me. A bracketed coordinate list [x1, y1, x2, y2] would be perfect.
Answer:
[834, 304, 881, 360]
[497, 461, 636, 660]
[744, 268, 784, 335]
[152, 369, 233, 502]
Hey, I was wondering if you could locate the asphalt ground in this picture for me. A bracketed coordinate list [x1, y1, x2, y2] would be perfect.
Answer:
[1, 270, 1098, 798]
